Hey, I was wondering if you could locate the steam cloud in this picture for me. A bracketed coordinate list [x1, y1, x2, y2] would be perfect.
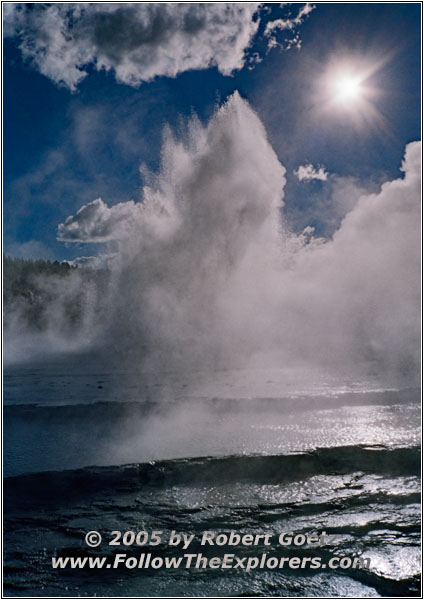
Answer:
[4, 3, 313, 91]
[6, 93, 421, 378]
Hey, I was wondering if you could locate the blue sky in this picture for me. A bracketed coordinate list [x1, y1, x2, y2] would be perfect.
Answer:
[3, 2, 421, 262]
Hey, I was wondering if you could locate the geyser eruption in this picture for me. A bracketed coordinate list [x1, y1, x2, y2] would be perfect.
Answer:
[103, 92, 420, 377]
[107, 92, 288, 371]
[6, 93, 421, 379]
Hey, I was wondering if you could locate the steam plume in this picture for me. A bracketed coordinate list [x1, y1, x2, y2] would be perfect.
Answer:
[7, 93, 421, 379]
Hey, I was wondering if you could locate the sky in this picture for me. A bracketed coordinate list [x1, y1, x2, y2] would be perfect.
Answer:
[3, 2, 422, 263]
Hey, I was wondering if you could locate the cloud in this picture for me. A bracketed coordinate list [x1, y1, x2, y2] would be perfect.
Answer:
[4, 3, 259, 90]
[294, 163, 328, 182]
[57, 198, 140, 243]
[4, 3, 314, 90]
[264, 3, 315, 49]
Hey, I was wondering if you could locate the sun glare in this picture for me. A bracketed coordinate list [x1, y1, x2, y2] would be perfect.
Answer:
[314, 53, 387, 130]
[333, 74, 362, 105]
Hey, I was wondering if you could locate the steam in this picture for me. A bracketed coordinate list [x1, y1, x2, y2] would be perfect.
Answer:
[6, 93, 420, 378]
[105, 93, 287, 372]
[4, 267, 103, 364]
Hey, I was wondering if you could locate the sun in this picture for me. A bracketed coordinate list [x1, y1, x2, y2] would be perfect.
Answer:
[316, 59, 371, 114]
[332, 74, 363, 105]
[312, 53, 388, 131]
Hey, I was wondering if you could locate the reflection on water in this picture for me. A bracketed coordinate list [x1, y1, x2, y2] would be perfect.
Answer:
[3, 393, 420, 477]
[3, 361, 421, 597]
[4, 447, 420, 597]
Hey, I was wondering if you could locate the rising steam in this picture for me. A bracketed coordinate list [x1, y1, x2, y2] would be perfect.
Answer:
[6, 93, 421, 378]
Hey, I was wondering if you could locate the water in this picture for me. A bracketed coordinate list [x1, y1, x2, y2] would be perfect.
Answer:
[3, 360, 420, 597]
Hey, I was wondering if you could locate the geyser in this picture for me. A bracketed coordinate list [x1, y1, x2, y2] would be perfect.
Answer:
[6, 93, 421, 380]
[102, 92, 420, 377]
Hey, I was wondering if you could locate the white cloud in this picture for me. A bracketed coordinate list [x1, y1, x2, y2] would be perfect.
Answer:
[4, 3, 259, 90]
[57, 197, 141, 242]
[294, 163, 328, 182]
[4, 3, 314, 90]
[264, 3, 315, 49]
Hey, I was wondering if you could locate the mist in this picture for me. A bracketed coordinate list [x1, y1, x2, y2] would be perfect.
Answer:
[5, 93, 420, 382]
